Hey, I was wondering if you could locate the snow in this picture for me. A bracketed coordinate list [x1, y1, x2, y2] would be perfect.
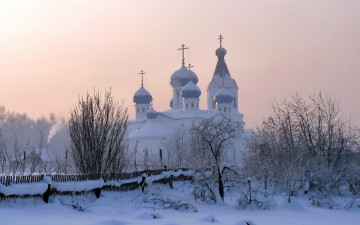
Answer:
[52, 179, 104, 192]
[0, 181, 359, 225]
[160, 109, 219, 120]
[0, 182, 48, 196]
[128, 121, 169, 139]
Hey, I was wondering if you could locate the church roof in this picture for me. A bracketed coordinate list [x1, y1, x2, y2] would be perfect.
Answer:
[146, 108, 158, 120]
[215, 87, 233, 104]
[214, 47, 230, 77]
[170, 65, 198, 87]
[133, 86, 152, 104]
[160, 109, 220, 120]
[128, 121, 169, 140]
[181, 81, 201, 99]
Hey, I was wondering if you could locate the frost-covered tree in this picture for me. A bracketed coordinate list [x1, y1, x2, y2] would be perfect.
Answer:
[191, 117, 242, 201]
[243, 92, 360, 202]
[68, 89, 130, 173]
[164, 128, 190, 168]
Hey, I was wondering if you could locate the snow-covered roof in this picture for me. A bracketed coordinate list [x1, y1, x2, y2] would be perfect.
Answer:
[181, 81, 201, 99]
[128, 121, 170, 140]
[170, 65, 198, 87]
[159, 109, 219, 120]
[215, 87, 233, 104]
[146, 108, 158, 120]
[208, 74, 238, 91]
[133, 86, 152, 104]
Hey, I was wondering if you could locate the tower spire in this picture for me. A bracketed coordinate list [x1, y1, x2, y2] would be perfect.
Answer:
[218, 34, 223, 47]
[139, 70, 146, 87]
[177, 44, 189, 66]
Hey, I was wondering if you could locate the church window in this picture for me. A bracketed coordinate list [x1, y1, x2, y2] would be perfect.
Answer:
[233, 97, 237, 108]
[191, 102, 194, 108]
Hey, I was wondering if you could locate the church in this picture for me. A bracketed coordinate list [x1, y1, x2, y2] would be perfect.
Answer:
[127, 35, 245, 168]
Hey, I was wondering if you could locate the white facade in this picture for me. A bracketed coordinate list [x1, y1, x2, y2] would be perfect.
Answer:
[128, 39, 245, 169]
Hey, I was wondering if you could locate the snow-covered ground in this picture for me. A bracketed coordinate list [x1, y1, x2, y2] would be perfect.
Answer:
[0, 181, 359, 225]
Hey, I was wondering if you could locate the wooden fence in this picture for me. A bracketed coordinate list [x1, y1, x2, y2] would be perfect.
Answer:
[0, 168, 185, 186]
[0, 168, 193, 203]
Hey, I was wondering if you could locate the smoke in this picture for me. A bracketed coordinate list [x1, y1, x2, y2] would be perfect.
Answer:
[47, 117, 66, 144]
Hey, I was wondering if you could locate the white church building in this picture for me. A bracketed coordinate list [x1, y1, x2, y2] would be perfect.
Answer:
[127, 36, 245, 169]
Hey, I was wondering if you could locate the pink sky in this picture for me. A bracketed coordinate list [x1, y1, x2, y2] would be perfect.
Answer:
[1, 0, 360, 128]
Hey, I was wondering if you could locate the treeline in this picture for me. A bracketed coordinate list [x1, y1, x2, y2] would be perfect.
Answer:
[241, 92, 360, 207]
[0, 107, 69, 175]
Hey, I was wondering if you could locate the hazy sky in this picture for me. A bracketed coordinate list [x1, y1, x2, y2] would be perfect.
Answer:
[1, 0, 359, 128]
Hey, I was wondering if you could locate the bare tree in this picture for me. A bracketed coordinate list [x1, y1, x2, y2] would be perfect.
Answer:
[164, 128, 190, 168]
[191, 117, 242, 201]
[68, 89, 130, 173]
[0, 132, 8, 174]
[8, 136, 29, 175]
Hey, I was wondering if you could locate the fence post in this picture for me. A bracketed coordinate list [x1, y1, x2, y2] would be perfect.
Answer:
[94, 188, 101, 198]
[43, 184, 51, 203]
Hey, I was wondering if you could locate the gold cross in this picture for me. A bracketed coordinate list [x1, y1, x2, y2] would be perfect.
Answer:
[187, 63, 194, 80]
[177, 44, 189, 66]
[139, 70, 146, 87]
[218, 34, 223, 47]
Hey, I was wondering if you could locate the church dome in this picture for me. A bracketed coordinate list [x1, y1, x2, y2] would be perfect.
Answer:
[146, 108, 158, 120]
[181, 81, 201, 99]
[170, 65, 198, 87]
[215, 87, 233, 104]
[215, 47, 227, 58]
[133, 86, 152, 104]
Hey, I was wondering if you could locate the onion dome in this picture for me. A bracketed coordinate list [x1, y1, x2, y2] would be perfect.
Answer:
[170, 65, 198, 87]
[133, 86, 152, 104]
[181, 81, 201, 99]
[216, 46, 227, 58]
[146, 108, 158, 120]
[214, 87, 233, 104]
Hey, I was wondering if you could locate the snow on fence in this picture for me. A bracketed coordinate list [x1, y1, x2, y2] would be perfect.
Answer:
[0, 168, 193, 203]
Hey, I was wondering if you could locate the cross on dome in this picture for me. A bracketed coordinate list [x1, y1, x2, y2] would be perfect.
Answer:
[139, 70, 146, 87]
[177, 44, 189, 66]
[187, 63, 194, 71]
[218, 34, 224, 47]
[187, 63, 194, 80]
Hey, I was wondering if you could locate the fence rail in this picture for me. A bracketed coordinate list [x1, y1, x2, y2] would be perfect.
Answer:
[0, 168, 188, 186]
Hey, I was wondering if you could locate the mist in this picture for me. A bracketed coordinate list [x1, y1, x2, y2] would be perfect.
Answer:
[0, 105, 69, 160]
